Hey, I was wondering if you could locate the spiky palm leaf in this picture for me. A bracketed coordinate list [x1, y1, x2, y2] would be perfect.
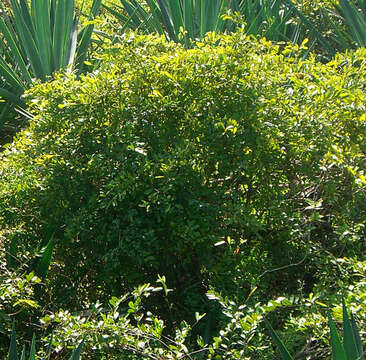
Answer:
[0, 0, 101, 128]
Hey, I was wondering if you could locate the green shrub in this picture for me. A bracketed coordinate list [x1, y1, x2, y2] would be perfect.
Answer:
[0, 31, 365, 320]
[37, 281, 288, 360]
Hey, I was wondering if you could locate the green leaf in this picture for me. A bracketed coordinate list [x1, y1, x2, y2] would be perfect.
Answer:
[0, 0, 101, 122]
[13, 299, 39, 308]
[339, 0, 366, 47]
[68, 337, 85, 360]
[20, 345, 25, 360]
[156, 0, 179, 42]
[8, 323, 18, 360]
[75, 0, 102, 74]
[283, 0, 335, 56]
[10, 0, 45, 80]
[328, 311, 347, 360]
[52, 0, 73, 69]
[32, 0, 52, 74]
[66, 17, 78, 68]
[0, 7, 32, 84]
[351, 313, 364, 360]
[0, 87, 26, 106]
[342, 298, 359, 360]
[29, 334, 36, 360]
[35, 235, 54, 279]
[264, 319, 294, 360]
[42, 333, 53, 360]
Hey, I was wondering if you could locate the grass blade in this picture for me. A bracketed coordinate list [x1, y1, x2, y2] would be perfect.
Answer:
[156, 0, 178, 42]
[144, 0, 166, 34]
[0, 88, 26, 106]
[61, 0, 75, 68]
[165, 0, 183, 38]
[0, 58, 26, 94]
[182, 0, 193, 43]
[319, 5, 351, 51]
[202, 0, 222, 35]
[120, 0, 145, 29]
[66, 16, 78, 68]
[53, 0, 68, 69]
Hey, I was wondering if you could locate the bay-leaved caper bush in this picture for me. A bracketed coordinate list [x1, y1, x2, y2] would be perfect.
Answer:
[0, 31, 365, 317]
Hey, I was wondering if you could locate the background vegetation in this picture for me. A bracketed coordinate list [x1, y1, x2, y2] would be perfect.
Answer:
[0, 0, 365, 359]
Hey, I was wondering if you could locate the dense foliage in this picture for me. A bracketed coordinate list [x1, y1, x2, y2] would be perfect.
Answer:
[0, 28, 365, 358]
[0, 0, 366, 358]
[2, 0, 366, 144]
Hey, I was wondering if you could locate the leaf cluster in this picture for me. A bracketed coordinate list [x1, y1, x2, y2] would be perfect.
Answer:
[0, 30, 365, 339]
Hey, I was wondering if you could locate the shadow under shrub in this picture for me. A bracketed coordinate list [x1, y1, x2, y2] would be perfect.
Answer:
[0, 31, 365, 322]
